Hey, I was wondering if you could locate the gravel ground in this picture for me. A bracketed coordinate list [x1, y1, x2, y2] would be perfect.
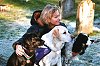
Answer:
[65, 18, 100, 66]
[0, 17, 31, 66]
[0, 15, 100, 66]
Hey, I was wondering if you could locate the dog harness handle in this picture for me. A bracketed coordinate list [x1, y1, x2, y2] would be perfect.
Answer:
[34, 44, 51, 65]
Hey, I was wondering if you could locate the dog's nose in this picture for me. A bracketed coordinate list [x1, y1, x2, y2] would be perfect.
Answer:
[90, 40, 94, 43]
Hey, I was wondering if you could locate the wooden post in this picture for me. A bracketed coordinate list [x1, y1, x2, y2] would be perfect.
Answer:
[76, 0, 95, 34]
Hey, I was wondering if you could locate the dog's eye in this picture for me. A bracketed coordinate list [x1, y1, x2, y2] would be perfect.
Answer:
[63, 32, 66, 34]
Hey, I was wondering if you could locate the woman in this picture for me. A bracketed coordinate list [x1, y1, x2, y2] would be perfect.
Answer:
[13, 4, 67, 57]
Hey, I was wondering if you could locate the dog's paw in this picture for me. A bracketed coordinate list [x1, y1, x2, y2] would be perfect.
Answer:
[72, 56, 79, 61]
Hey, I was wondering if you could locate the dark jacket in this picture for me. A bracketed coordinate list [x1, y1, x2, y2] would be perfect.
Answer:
[12, 10, 67, 50]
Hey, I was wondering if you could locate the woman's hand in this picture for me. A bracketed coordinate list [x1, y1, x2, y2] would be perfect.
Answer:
[16, 45, 24, 56]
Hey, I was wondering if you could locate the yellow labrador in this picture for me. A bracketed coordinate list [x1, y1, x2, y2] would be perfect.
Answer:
[34, 26, 72, 66]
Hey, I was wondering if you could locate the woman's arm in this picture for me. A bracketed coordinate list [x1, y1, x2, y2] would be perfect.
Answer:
[12, 25, 42, 56]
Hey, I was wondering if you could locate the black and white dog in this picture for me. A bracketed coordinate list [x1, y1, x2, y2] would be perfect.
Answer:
[72, 33, 93, 56]
[65, 33, 94, 64]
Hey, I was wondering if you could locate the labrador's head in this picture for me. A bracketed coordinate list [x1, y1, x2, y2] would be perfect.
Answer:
[51, 26, 72, 43]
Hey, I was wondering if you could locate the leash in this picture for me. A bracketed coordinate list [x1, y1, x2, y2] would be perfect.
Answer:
[23, 50, 34, 63]
[22, 46, 34, 63]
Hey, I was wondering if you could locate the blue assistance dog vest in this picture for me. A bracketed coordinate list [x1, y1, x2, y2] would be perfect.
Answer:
[34, 45, 51, 65]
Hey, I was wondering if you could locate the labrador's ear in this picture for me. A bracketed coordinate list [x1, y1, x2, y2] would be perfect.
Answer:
[52, 29, 59, 38]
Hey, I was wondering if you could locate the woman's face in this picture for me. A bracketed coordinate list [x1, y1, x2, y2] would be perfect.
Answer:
[50, 10, 61, 25]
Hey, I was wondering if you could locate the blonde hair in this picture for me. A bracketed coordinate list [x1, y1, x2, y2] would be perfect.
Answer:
[40, 4, 60, 24]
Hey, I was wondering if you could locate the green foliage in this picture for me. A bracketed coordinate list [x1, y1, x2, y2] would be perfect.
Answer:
[0, 0, 58, 10]
[89, 31, 100, 36]
[0, 0, 59, 21]
[65, 14, 76, 21]
[0, 0, 100, 21]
